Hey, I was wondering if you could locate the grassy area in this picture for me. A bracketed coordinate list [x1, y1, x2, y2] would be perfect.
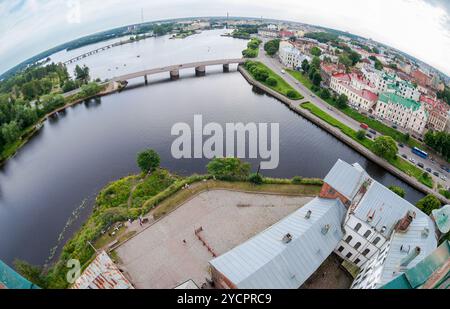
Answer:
[245, 61, 303, 100]
[287, 69, 423, 149]
[300, 102, 433, 188]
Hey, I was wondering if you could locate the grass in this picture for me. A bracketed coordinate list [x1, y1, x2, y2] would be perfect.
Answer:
[287, 69, 423, 149]
[245, 61, 303, 100]
[300, 102, 433, 188]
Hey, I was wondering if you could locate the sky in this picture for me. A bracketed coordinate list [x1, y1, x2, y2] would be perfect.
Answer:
[0, 0, 449, 76]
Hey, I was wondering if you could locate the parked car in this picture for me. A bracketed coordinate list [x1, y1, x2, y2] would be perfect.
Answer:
[392, 124, 398, 129]
[281, 69, 286, 74]
[399, 143, 404, 148]
[401, 154, 407, 159]
[433, 171, 439, 177]
[426, 168, 432, 173]
[369, 115, 375, 119]
[369, 129, 377, 135]
[360, 123, 369, 130]
[366, 133, 373, 139]
[417, 162, 424, 168]
[440, 175, 447, 181]
[409, 158, 415, 163]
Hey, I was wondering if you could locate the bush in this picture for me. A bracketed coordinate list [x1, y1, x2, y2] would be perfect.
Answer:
[254, 68, 269, 82]
[287, 90, 298, 99]
[389, 185, 406, 198]
[356, 130, 366, 140]
[248, 173, 263, 184]
[266, 77, 278, 86]
[137, 149, 161, 173]
[291, 176, 303, 184]
[416, 194, 442, 215]
[207, 158, 251, 180]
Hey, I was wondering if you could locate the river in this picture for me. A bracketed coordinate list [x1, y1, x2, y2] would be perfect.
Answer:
[0, 29, 424, 266]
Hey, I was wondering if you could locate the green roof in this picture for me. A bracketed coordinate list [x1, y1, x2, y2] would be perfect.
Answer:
[378, 92, 422, 112]
[381, 241, 450, 289]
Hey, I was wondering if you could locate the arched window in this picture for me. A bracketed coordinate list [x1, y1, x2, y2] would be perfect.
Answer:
[354, 242, 362, 250]
[362, 249, 370, 256]
[354, 223, 362, 232]
[363, 230, 371, 238]
[345, 235, 353, 244]
[372, 237, 381, 245]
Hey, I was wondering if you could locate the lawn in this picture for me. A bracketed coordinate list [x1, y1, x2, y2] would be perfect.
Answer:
[245, 61, 303, 100]
[300, 102, 433, 188]
[287, 69, 423, 149]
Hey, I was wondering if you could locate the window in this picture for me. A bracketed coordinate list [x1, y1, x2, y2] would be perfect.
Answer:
[345, 235, 353, 244]
[354, 223, 362, 232]
[354, 242, 362, 250]
[346, 252, 353, 259]
[372, 237, 381, 245]
[364, 230, 371, 238]
[362, 249, 370, 257]
[338, 246, 345, 253]
[355, 258, 361, 265]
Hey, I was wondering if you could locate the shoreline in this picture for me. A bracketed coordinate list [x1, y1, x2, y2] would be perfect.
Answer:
[238, 65, 450, 204]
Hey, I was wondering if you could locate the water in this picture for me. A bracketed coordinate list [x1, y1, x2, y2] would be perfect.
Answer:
[0, 29, 424, 266]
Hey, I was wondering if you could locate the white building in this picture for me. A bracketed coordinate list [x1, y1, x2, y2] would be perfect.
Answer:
[319, 160, 438, 289]
[278, 41, 310, 70]
[257, 28, 279, 38]
[374, 92, 428, 135]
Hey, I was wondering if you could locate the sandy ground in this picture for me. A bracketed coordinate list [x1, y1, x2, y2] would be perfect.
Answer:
[115, 189, 313, 289]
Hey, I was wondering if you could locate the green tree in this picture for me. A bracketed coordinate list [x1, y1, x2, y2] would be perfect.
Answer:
[207, 157, 251, 180]
[348, 51, 361, 65]
[319, 88, 330, 100]
[356, 130, 366, 140]
[266, 77, 277, 86]
[310, 46, 322, 57]
[301, 59, 309, 73]
[339, 54, 353, 67]
[389, 185, 405, 198]
[74, 65, 90, 84]
[1, 121, 21, 144]
[14, 260, 47, 288]
[336, 94, 348, 109]
[136, 149, 161, 173]
[248, 173, 263, 184]
[264, 39, 280, 56]
[254, 68, 269, 82]
[312, 71, 322, 86]
[287, 90, 299, 99]
[416, 194, 441, 215]
[372, 136, 398, 160]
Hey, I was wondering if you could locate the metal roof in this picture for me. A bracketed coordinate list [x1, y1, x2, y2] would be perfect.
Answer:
[209, 197, 346, 289]
[324, 159, 368, 200]
[71, 251, 134, 289]
[0, 260, 40, 289]
[432, 205, 450, 234]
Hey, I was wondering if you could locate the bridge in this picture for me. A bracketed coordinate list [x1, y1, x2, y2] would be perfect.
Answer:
[110, 58, 246, 84]
[64, 43, 118, 65]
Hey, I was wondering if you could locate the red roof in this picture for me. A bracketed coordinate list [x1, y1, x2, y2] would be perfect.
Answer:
[420, 95, 449, 114]
[279, 30, 294, 37]
[332, 73, 351, 82]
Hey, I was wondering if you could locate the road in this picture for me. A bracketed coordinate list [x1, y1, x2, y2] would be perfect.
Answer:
[256, 42, 449, 190]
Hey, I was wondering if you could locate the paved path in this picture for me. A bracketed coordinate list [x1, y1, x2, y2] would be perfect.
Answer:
[256, 44, 449, 190]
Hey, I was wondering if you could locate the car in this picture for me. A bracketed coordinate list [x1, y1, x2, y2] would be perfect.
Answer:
[426, 168, 432, 173]
[295, 80, 299, 84]
[417, 162, 424, 168]
[281, 69, 286, 74]
[401, 154, 407, 159]
[433, 171, 439, 177]
[369, 115, 375, 119]
[441, 175, 447, 181]
[327, 106, 333, 111]
[369, 129, 376, 135]
[366, 133, 373, 139]
[409, 158, 415, 163]
[399, 143, 404, 148]
[392, 124, 398, 129]
[311, 94, 316, 98]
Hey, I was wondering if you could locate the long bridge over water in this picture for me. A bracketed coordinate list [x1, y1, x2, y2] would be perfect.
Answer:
[110, 58, 246, 84]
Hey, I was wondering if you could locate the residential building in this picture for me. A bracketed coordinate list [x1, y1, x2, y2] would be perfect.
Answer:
[420, 95, 450, 132]
[257, 28, 279, 38]
[412, 69, 431, 87]
[319, 160, 438, 289]
[278, 41, 310, 70]
[375, 92, 428, 135]
[330, 73, 378, 112]
[387, 80, 421, 101]
[320, 63, 344, 86]
[279, 30, 294, 38]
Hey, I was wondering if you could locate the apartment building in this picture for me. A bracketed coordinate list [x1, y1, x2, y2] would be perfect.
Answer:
[420, 95, 450, 132]
[278, 41, 310, 70]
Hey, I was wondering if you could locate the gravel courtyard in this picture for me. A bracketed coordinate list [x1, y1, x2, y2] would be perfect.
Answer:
[115, 189, 313, 289]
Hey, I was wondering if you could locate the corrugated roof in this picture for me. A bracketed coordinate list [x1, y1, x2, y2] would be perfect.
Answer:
[209, 197, 346, 289]
[432, 205, 450, 234]
[378, 92, 422, 111]
[0, 260, 40, 289]
[324, 159, 368, 200]
[71, 251, 134, 289]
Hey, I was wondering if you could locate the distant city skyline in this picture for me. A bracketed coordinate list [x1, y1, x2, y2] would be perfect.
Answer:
[1, 0, 449, 76]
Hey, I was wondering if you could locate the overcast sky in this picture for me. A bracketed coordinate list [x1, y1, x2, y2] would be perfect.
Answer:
[1, 0, 449, 75]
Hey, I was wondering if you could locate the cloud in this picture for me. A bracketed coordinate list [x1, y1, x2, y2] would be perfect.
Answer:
[420, 0, 450, 28]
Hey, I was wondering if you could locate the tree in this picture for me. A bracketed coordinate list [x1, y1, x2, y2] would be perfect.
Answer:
[301, 59, 309, 73]
[137, 149, 160, 173]
[287, 90, 299, 99]
[348, 51, 361, 65]
[312, 71, 322, 86]
[14, 260, 47, 288]
[416, 194, 441, 215]
[336, 94, 348, 109]
[74, 65, 90, 84]
[389, 186, 405, 198]
[356, 130, 366, 140]
[311, 56, 321, 70]
[62, 80, 78, 93]
[319, 88, 330, 100]
[254, 68, 269, 82]
[372, 136, 398, 160]
[248, 173, 263, 184]
[339, 54, 353, 68]
[310, 46, 322, 57]
[207, 157, 251, 180]
[266, 77, 277, 86]
[1, 121, 21, 144]
[263, 39, 280, 56]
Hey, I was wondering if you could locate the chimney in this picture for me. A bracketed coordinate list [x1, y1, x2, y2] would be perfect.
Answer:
[396, 210, 416, 233]
[400, 246, 421, 267]
[305, 210, 312, 219]
[282, 233, 293, 244]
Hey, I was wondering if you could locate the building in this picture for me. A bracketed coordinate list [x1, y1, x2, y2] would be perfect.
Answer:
[71, 251, 134, 289]
[330, 73, 378, 112]
[420, 95, 450, 132]
[320, 63, 344, 86]
[257, 28, 279, 38]
[374, 92, 428, 135]
[279, 30, 295, 38]
[412, 69, 431, 87]
[387, 80, 421, 101]
[278, 41, 310, 70]
[209, 198, 347, 289]
[0, 259, 40, 289]
[319, 160, 438, 289]
[209, 160, 442, 290]
[380, 240, 449, 289]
